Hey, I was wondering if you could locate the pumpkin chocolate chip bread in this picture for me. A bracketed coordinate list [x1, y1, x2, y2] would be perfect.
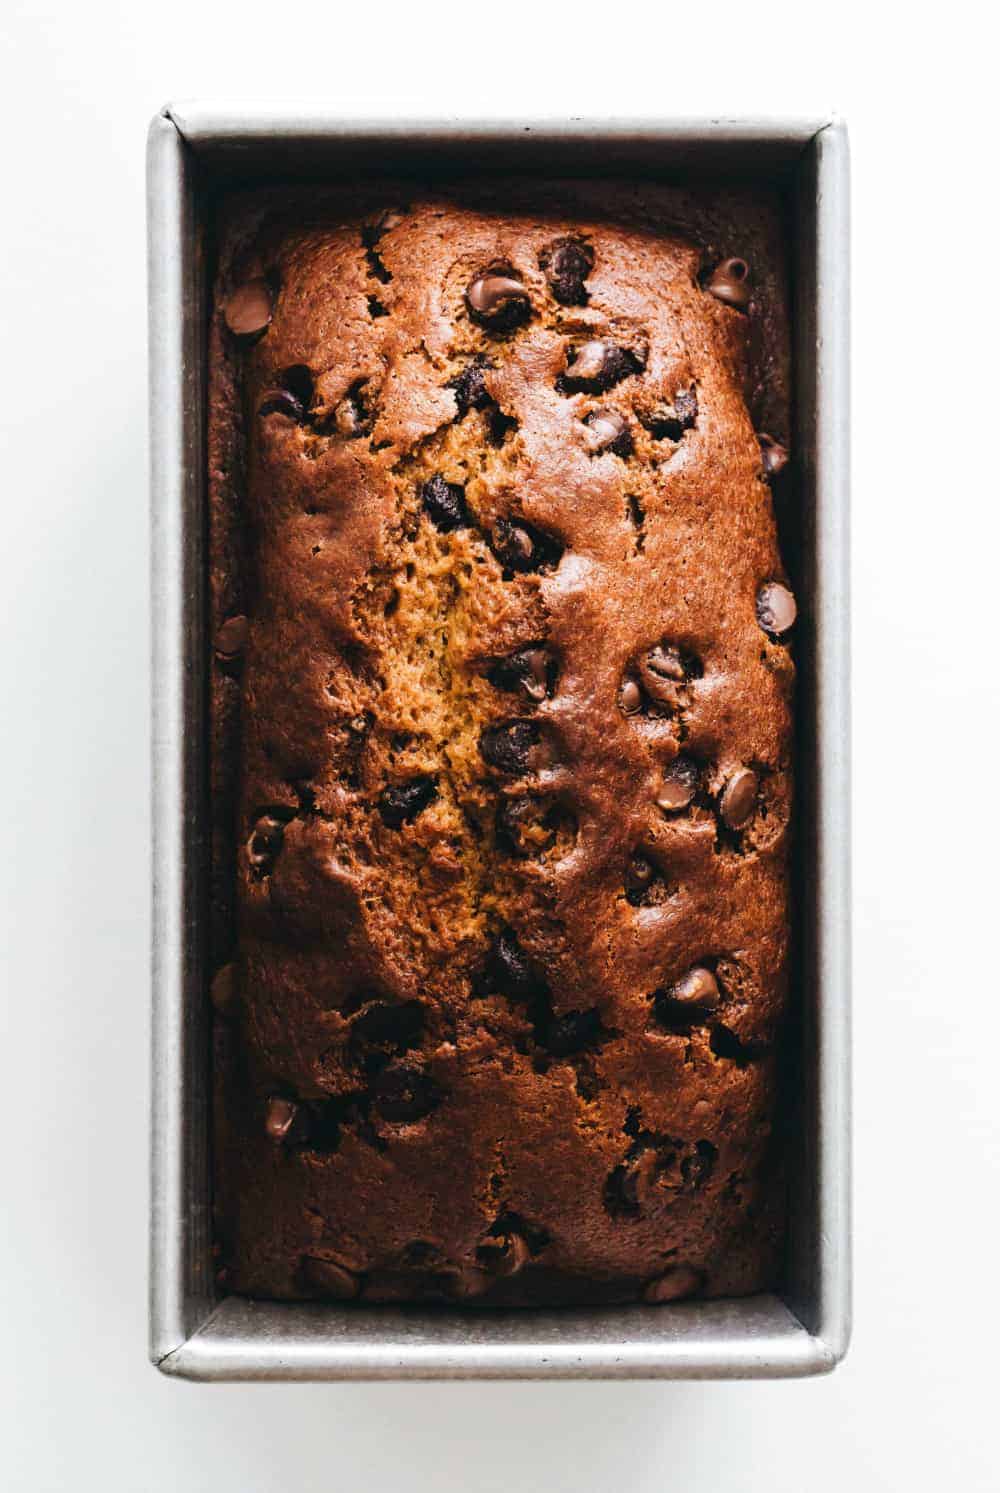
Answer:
[209, 182, 795, 1306]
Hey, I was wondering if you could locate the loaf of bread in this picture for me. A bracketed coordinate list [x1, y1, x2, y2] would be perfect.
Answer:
[209, 182, 795, 1306]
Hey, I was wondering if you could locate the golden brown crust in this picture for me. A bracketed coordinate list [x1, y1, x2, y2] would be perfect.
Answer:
[211, 183, 794, 1306]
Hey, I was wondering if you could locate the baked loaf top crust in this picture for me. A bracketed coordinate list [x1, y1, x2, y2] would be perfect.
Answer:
[210, 182, 795, 1306]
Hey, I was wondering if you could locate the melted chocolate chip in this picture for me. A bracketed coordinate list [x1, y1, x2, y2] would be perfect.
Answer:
[420, 474, 470, 532]
[643, 1265, 703, 1303]
[487, 646, 553, 703]
[491, 518, 561, 575]
[561, 339, 643, 394]
[265, 1095, 307, 1143]
[481, 926, 543, 1002]
[214, 614, 248, 661]
[248, 814, 287, 875]
[223, 277, 274, 340]
[641, 385, 699, 441]
[638, 643, 689, 704]
[653, 967, 720, 1031]
[705, 257, 751, 310]
[719, 767, 759, 829]
[584, 408, 633, 457]
[325, 377, 374, 439]
[539, 236, 594, 306]
[477, 1229, 530, 1277]
[758, 432, 789, 479]
[373, 1065, 443, 1122]
[495, 795, 566, 858]
[377, 776, 438, 829]
[620, 679, 643, 715]
[333, 397, 363, 437]
[671, 966, 720, 1009]
[656, 756, 699, 812]
[625, 853, 658, 906]
[258, 388, 305, 420]
[449, 356, 493, 415]
[756, 581, 797, 639]
[479, 719, 545, 774]
[299, 1254, 360, 1300]
[465, 266, 531, 331]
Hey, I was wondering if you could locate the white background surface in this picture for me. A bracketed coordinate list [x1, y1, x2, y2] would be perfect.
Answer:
[3, 2, 997, 1488]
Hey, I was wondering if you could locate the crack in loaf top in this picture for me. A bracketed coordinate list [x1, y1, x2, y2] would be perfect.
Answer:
[209, 180, 796, 1307]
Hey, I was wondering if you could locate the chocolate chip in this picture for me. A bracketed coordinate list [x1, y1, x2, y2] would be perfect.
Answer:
[539, 236, 594, 306]
[542, 1007, 604, 1058]
[643, 1265, 703, 1303]
[641, 385, 699, 441]
[450, 356, 493, 415]
[584, 408, 633, 457]
[377, 776, 438, 829]
[561, 339, 643, 393]
[479, 719, 545, 774]
[477, 1229, 530, 1277]
[719, 767, 759, 829]
[300, 1254, 360, 1300]
[625, 853, 657, 906]
[421, 474, 470, 532]
[652, 967, 721, 1033]
[491, 518, 561, 574]
[367, 294, 389, 319]
[492, 519, 533, 569]
[639, 643, 688, 703]
[248, 814, 286, 874]
[333, 396, 364, 437]
[673, 966, 720, 1009]
[495, 795, 564, 858]
[705, 257, 751, 310]
[465, 267, 531, 330]
[265, 1095, 303, 1142]
[656, 756, 699, 812]
[487, 646, 553, 703]
[214, 614, 248, 660]
[758, 432, 789, 479]
[373, 1065, 443, 1122]
[223, 277, 274, 339]
[620, 679, 643, 715]
[210, 963, 236, 1014]
[481, 926, 544, 1002]
[258, 388, 306, 420]
[755, 581, 797, 639]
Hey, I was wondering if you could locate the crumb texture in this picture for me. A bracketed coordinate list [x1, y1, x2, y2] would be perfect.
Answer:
[210, 183, 795, 1307]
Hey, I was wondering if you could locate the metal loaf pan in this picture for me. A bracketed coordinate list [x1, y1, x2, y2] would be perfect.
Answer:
[148, 107, 850, 1381]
